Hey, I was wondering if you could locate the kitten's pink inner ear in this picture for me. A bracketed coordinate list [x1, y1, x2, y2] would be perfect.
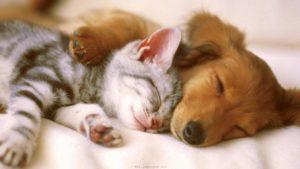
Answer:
[138, 28, 181, 70]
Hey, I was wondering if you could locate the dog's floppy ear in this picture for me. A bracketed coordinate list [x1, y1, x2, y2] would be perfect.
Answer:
[278, 89, 300, 126]
[174, 41, 221, 68]
[174, 12, 248, 68]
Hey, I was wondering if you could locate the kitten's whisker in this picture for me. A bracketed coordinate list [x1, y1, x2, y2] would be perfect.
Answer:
[144, 109, 149, 118]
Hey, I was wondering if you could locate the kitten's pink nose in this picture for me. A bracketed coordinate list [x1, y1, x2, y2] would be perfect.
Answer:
[150, 118, 161, 130]
[145, 118, 162, 133]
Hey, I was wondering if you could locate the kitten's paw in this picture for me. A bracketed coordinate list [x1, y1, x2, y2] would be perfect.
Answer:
[80, 114, 122, 147]
[0, 129, 35, 167]
[70, 27, 104, 65]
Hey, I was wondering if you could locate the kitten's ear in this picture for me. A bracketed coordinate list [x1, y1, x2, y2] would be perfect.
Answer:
[138, 27, 181, 71]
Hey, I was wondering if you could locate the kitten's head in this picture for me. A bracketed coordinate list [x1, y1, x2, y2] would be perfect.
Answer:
[105, 28, 182, 133]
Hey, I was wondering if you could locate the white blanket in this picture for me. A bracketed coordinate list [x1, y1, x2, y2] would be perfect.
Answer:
[1, 45, 297, 169]
[23, 120, 300, 169]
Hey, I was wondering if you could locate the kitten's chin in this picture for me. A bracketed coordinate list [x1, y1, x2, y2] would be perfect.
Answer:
[118, 110, 161, 132]
[129, 124, 159, 133]
[121, 116, 159, 133]
[129, 121, 146, 131]
[118, 113, 146, 131]
[129, 118, 162, 133]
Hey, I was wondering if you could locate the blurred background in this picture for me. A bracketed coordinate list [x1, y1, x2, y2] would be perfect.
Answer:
[1, 0, 300, 48]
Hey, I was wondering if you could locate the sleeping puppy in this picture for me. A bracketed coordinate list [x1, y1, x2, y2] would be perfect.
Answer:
[70, 11, 300, 147]
[171, 13, 300, 146]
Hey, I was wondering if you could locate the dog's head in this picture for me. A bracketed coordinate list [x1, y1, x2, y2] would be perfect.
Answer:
[171, 13, 300, 146]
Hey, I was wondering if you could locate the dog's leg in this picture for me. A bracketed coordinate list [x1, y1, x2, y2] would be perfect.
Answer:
[69, 10, 158, 65]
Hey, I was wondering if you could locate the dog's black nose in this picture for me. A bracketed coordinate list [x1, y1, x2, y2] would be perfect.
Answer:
[183, 121, 205, 145]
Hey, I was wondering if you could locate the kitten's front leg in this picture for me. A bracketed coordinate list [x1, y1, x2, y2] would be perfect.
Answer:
[54, 103, 122, 147]
[0, 92, 42, 167]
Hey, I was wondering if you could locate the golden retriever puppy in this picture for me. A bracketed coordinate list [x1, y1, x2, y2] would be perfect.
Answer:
[171, 13, 300, 146]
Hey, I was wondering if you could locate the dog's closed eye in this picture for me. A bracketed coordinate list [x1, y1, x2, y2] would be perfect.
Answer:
[215, 74, 224, 96]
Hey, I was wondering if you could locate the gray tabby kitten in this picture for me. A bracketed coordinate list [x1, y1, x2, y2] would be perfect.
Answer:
[0, 21, 182, 167]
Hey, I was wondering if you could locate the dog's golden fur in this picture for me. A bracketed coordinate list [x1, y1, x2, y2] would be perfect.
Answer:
[1, 5, 299, 146]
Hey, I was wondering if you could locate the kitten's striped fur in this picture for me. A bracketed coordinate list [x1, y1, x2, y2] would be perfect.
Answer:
[0, 21, 181, 167]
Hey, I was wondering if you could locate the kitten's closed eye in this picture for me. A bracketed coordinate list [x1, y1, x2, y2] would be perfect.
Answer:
[121, 74, 161, 109]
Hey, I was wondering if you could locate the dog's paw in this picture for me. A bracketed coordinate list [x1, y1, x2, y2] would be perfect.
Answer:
[0, 128, 35, 167]
[70, 27, 104, 65]
[79, 114, 122, 147]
